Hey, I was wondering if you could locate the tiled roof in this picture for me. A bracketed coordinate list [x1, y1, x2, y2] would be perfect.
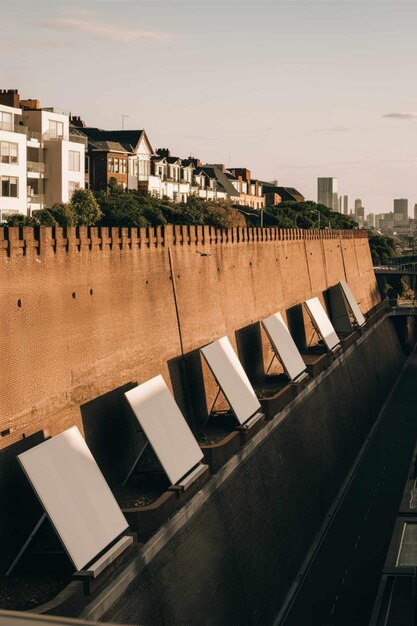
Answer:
[79, 128, 144, 152]
[89, 139, 130, 154]
[201, 166, 240, 197]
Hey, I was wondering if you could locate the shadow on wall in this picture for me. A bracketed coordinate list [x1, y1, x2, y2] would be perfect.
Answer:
[80, 383, 137, 486]
[287, 304, 307, 352]
[235, 322, 265, 384]
[167, 355, 195, 429]
[173, 324, 266, 432]
[0, 431, 46, 575]
[171, 350, 206, 431]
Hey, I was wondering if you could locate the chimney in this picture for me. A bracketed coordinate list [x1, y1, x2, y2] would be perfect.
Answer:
[157, 148, 171, 158]
[0, 89, 20, 108]
[20, 99, 40, 110]
[70, 115, 86, 128]
[187, 156, 202, 167]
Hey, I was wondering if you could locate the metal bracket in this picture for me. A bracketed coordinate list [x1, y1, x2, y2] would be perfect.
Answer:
[122, 440, 149, 486]
[6, 512, 47, 577]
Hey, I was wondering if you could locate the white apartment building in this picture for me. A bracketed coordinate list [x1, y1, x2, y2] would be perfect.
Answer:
[0, 104, 28, 220]
[0, 92, 85, 221]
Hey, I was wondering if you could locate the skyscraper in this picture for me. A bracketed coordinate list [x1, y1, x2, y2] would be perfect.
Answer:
[393, 198, 408, 226]
[414, 203, 417, 221]
[317, 178, 338, 210]
[343, 195, 348, 215]
[367, 213, 375, 228]
[354, 199, 364, 225]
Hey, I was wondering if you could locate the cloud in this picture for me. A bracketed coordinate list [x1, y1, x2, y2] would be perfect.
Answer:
[314, 125, 351, 133]
[37, 17, 180, 43]
[383, 112, 417, 120]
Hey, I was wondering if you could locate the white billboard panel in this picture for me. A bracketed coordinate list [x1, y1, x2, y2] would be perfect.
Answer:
[125, 375, 203, 486]
[262, 312, 307, 381]
[200, 336, 261, 425]
[304, 297, 341, 352]
[340, 280, 366, 327]
[18, 427, 128, 571]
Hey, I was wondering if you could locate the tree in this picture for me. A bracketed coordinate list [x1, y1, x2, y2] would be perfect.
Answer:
[368, 233, 396, 264]
[70, 189, 102, 226]
[3, 214, 37, 227]
[96, 187, 148, 227]
[34, 209, 59, 226]
[47, 203, 76, 227]
[266, 200, 357, 230]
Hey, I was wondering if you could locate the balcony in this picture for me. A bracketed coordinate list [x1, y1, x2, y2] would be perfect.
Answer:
[27, 193, 45, 205]
[27, 161, 46, 174]
[42, 106, 71, 116]
[43, 131, 69, 142]
[12, 125, 43, 142]
[69, 133, 87, 148]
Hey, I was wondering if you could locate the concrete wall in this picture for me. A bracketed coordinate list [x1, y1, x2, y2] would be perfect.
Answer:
[101, 317, 404, 626]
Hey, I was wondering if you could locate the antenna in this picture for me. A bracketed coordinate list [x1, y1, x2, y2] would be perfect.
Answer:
[120, 114, 130, 130]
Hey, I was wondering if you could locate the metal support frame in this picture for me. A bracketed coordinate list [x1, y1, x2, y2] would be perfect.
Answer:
[202, 385, 229, 427]
[6, 512, 47, 577]
[265, 352, 277, 375]
[122, 440, 149, 486]
[308, 327, 319, 347]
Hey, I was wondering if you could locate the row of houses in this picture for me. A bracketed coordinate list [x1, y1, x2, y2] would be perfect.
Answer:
[0, 89, 304, 221]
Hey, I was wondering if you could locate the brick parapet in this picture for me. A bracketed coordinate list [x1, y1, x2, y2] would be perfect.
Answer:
[0, 225, 368, 258]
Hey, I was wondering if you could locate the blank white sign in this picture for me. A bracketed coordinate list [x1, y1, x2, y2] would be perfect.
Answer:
[340, 280, 366, 327]
[200, 336, 261, 425]
[304, 297, 341, 352]
[18, 427, 128, 572]
[125, 375, 204, 486]
[262, 312, 307, 381]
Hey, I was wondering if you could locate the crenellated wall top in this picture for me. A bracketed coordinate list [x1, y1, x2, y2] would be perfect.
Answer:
[0, 224, 368, 257]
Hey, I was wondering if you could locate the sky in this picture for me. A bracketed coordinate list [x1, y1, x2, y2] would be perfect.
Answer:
[1, 0, 417, 214]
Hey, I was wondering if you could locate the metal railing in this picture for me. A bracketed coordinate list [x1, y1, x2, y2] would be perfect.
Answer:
[12, 125, 43, 142]
[69, 133, 87, 147]
[27, 161, 45, 174]
[27, 193, 45, 204]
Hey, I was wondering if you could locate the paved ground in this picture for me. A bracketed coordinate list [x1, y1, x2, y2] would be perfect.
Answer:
[280, 349, 417, 626]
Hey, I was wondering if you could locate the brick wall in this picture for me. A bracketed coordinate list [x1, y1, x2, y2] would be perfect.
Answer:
[0, 225, 379, 448]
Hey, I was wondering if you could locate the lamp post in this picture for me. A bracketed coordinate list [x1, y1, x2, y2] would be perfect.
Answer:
[307, 208, 321, 228]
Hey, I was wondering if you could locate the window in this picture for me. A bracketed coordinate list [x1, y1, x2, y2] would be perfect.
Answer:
[68, 150, 80, 172]
[1, 176, 18, 198]
[121, 159, 127, 174]
[114, 158, 119, 173]
[0, 111, 12, 131]
[49, 120, 64, 139]
[68, 181, 80, 198]
[0, 141, 18, 164]
[139, 159, 150, 179]
[0, 209, 18, 222]
[108, 157, 114, 173]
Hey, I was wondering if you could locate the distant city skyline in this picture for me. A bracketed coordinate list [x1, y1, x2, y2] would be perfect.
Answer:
[2, 0, 417, 213]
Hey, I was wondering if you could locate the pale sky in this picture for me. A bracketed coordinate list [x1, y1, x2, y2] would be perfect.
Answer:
[1, 0, 417, 214]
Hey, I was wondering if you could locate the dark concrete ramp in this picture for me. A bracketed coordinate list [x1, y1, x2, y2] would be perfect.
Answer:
[279, 348, 417, 626]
